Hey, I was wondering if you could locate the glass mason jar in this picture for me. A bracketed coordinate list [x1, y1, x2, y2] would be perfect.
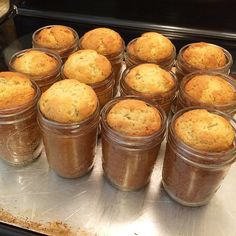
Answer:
[9, 48, 62, 92]
[101, 96, 167, 191]
[125, 38, 176, 70]
[61, 66, 115, 108]
[120, 65, 178, 114]
[37, 104, 100, 178]
[162, 106, 236, 207]
[32, 25, 79, 62]
[176, 71, 236, 116]
[175, 43, 233, 81]
[0, 81, 42, 166]
[78, 38, 125, 95]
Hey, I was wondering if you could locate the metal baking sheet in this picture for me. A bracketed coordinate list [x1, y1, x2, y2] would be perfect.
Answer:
[0, 138, 236, 236]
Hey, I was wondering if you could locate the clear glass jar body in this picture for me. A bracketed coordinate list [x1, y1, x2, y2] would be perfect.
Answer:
[162, 106, 236, 207]
[37, 105, 100, 178]
[175, 43, 233, 81]
[101, 96, 167, 191]
[120, 65, 178, 114]
[32, 25, 79, 62]
[0, 81, 42, 166]
[124, 38, 176, 71]
[9, 48, 62, 92]
[61, 66, 115, 109]
[176, 71, 236, 116]
[78, 38, 125, 95]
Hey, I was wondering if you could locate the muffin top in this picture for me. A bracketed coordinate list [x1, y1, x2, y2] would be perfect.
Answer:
[80, 28, 123, 55]
[184, 75, 236, 105]
[127, 32, 174, 62]
[35, 25, 76, 49]
[12, 50, 58, 77]
[0, 72, 35, 110]
[125, 63, 175, 94]
[107, 99, 161, 136]
[63, 49, 112, 84]
[182, 42, 227, 69]
[175, 109, 234, 152]
[39, 79, 98, 123]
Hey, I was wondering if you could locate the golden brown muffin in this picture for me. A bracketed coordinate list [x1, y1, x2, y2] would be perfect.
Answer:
[183, 42, 227, 69]
[107, 99, 161, 136]
[127, 32, 174, 62]
[35, 25, 75, 49]
[185, 75, 236, 105]
[80, 28, 123, 55]
[175, 109, 234, 152]
[63, 49, 112, 84]
[0, 72, 35, 110]
[12, 50, 58, 77]
[39, 79, 98, 123]
[125, 63, 175, 93]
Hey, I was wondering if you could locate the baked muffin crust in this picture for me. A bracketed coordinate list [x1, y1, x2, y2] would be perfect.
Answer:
[107, 99, 161, 136]
[125, 63, 175, 93]
[35, 25, 75, 49]
[39, 79, 98, 123]
[0, 72, 35, 110]
[127, 32, 174, 62]
[185, 75, 235, 105]
[175, 109, 234, 152]
[63, 49, 112, 84]
[183, 42, 227, 69]
[12, 50, 58, 77]
[80, 28, 123, 55]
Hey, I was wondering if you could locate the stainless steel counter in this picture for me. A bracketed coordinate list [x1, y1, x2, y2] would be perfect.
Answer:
[0, 138, 235, 236]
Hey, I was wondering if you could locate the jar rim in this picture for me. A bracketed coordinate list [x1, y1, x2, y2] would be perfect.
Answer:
[101, 95, 167, 146]
[170, 106, 236, 161]
[8, 48, 62, 80]
[0, 80, 41, 116]
[120, 63, 178, 99]
[179, 70, 236, 109]
[32, 25, 79, 53]
[178, 43, 233, 71]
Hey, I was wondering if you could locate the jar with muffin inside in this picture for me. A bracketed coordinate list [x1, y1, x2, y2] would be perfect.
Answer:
[101, 96, 167, 191]
[120, 63, 178, 114]
[0, 72, 42, 166]
[162, 107, 236, 207]
[9, 48, 62, 92]
[37, 79, 99, 178]
[32, 25, 79, 62]
[176, 71, 236, 116]
[78, 28, 125, 95]
[175, 42, 233, 81]
[61, 49, 115, 108]
[125, 32, 176, 71]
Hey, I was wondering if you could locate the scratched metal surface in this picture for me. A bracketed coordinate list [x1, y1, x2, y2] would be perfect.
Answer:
[0, 138, 236, 236]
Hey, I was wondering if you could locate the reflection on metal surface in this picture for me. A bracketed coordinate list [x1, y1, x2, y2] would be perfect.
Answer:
[0, 139, 235, 235]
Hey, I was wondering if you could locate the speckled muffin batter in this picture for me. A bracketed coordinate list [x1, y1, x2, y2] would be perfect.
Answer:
[39, 79, 98, 123]
[107, 99, 161, 136]
[175, 109, 235, 152]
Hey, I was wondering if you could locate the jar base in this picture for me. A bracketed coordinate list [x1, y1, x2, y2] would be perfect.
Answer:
[162, 180, 210, 207]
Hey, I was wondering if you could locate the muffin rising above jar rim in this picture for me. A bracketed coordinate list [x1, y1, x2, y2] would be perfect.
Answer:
[0, 71, 35, 110]
[11, 50, 58, 77]
[127, 32, 174, 62]
[182, 42, 227, 70]
[174, 109, 235, 152]
[184, 74, 236, 105]
[124, 63, 175, 94]
[106, 99, 162, 136]
[39, 79, 98, 123]
[80, 27, 124, 55]
[63, 49, 112, 84]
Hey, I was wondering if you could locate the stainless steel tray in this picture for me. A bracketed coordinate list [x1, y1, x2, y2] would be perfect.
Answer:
[0, 138, 236, 236]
